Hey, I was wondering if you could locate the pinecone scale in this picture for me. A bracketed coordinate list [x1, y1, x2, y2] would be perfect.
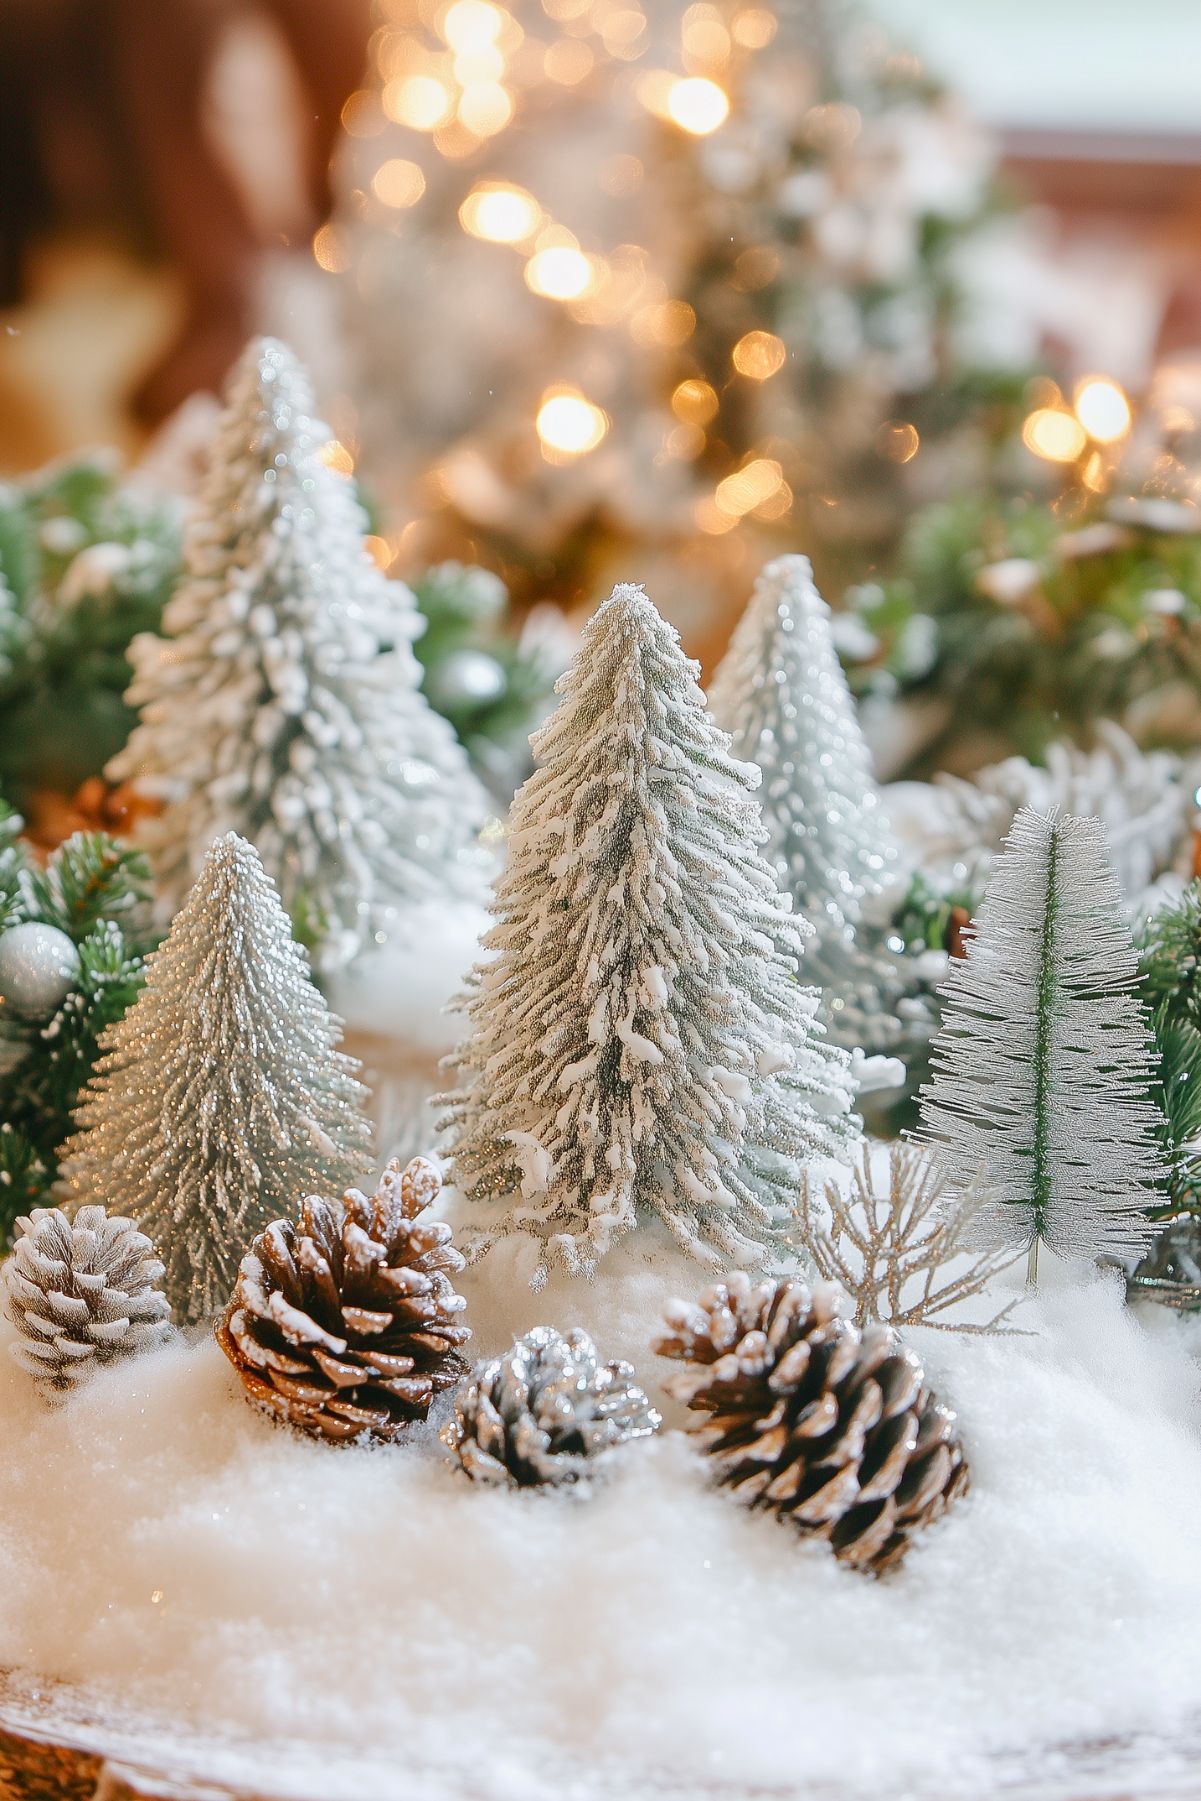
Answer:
[218, 1157, 471, 1442]
[656, 1275, 968, 1575]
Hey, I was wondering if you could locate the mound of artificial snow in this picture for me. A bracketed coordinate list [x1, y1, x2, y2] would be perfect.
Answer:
[322, 896, 491, 1165]
[323, 896, 491, 1054]
[1, 1207, 1200, 1800]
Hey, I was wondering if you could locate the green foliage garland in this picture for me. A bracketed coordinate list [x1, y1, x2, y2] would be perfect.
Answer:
[840, 492, 1201, 775]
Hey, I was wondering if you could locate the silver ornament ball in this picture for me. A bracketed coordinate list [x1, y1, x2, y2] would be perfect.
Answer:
[0, 922, 80, 1017]
[428, 649, 507, 710]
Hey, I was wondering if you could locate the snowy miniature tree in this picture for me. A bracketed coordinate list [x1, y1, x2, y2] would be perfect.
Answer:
[708, 555, 903, 1055]
[918, 807, 1165, 1280]
[441, 582, 857, 1278]
[58, 832, 374, 1323]
[109, 337, 489, 972]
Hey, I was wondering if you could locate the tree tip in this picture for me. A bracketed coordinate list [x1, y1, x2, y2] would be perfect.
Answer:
[224, 336, 310, 411]
[600, 580, 655, 614]
[755, 553, 824, 614]
[203, 830, 263, 873]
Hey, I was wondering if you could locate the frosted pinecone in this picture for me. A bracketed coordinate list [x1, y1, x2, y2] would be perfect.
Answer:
[655, 1273, 968, 1575]
[2, 1206, 172, 1395]
[218, 1156, 471, 1443]
[444, 1326, 661, 1487]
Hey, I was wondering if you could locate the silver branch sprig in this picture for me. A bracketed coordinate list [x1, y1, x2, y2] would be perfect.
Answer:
[793, 1143, 1024, 1335]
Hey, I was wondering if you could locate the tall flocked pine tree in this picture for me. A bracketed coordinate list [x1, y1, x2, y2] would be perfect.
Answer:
[441, 582, 856, 1278]
[918, 807, 1164, 1279]
[110, 337, 489, 972]
[58, 833, 374, 1323]
[708, 555, 902, 1055]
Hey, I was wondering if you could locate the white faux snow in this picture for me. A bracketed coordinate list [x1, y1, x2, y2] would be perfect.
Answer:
[324, 896, 492, 1166]
[323, 897, 491, 1054]
[2, 1199, 1201, 1800]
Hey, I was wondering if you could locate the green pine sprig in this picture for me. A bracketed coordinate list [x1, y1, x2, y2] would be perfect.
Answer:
[1137, 882, 1201, 1214]
[0, 1122, 50, 1242]
[0, 828, 155, 1244]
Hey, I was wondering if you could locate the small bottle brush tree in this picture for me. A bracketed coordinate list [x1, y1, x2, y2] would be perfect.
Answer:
[918, 807, 1165, 1280]
[441, 582, 856, 1278]
[58, 833, 374, 1324]
[109, 337, 489, 972]
[708, 556, 903, 1057]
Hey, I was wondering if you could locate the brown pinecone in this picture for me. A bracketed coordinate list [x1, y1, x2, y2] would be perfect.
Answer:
[217, 1156, 471, 1443]
[655, 1273, 968, 1575]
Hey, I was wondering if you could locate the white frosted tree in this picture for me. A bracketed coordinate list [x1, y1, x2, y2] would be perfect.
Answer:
[708, 555, 902, 1055]
[110, 337, 489, 972]
[58, 833, 374, 1323]
[918, 807, 1165, 1280]
[441, 582, 857, 1278]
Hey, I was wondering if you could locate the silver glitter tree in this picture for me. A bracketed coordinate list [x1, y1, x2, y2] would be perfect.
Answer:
[918, 808, 1164, 1280]
[708, 556, 902, 1054]
[58, 833, 374, 1324]
[441, 582, 856, 1278]
[109, 337, 490, 973]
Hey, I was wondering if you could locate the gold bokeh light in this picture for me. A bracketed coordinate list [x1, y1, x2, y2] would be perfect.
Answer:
[371, 158, 427, 208]
[732, 330, 786, 380]
[525, 246, 595, 300]
[672, 378, 720, 425]
[1022, 408, 1087, 464]
[536, 388, 609, 456]
[457, 80, 514, 135]
[384, 74, 454, 130]
[1073, 377, 1132, 444]
[666, 76, 729, 134]
[459, 182, 541, 243]
[441, 0, 503, 50]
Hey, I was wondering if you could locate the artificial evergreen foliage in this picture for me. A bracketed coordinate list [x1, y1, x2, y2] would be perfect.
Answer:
[1136, 882, 1201, 1215]
[441, 582, 856, 1277]
[58, 833, 374, 1324]
[709, 556, 903, 1057]
[0, 452, 179, 804]
[409, 561, 554, 797]
[0, 827, 153, 1238]
[918, 808, 1164, 1276]
[109, 337, 489, 972]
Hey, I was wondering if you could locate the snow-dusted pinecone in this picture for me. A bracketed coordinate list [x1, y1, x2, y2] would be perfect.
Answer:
[2, 1206, 172, 1395]
[217, 1156, 470, 1443]
[655, 1274, 968, 1575]
[443, 1326, 661, 1486]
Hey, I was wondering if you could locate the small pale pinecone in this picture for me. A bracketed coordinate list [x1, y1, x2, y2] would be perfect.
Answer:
[444, 1325, 661, 1487]
[655, 1274, 968, 1575]
[217, 1156, 470, 1443]
[2, 1206, 172, 1394]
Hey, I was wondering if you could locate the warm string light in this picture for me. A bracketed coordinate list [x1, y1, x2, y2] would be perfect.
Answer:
[1022, 376, 1132, 468]
[536, 388, 609, 459]
[665, 75, 730, 134]
[1073, 377, 1132, 444]
[350, 0, 795, 510]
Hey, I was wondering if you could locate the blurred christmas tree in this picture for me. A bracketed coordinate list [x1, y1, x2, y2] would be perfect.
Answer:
[0, 443, 553, 829]
[334, 0, 1032, 618]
